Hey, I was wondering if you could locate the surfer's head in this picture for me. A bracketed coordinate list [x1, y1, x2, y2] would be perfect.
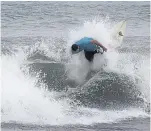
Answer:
[71, 44, 79, 53]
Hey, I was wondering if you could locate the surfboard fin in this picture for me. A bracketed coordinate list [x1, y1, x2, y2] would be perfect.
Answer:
[119, 31, 124, 36]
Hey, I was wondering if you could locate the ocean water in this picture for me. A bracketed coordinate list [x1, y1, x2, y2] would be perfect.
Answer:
[1, 1, 150, 131]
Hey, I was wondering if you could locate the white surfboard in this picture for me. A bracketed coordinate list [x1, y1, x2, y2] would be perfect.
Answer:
[111, 20, 127, 46]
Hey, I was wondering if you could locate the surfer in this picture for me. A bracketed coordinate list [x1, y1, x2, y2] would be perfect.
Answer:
[71, 37, 107, 62]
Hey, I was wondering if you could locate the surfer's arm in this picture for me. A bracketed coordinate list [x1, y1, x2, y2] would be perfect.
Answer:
[91, 40, 107, 52]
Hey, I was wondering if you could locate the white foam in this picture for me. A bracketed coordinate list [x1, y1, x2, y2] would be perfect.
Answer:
[1, 54, 70, 124]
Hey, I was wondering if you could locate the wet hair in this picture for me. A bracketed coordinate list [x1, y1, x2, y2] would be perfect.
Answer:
[71, 44, 78, 51]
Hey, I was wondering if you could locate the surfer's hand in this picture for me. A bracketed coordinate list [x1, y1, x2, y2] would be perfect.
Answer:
[103, 47, 107, 52]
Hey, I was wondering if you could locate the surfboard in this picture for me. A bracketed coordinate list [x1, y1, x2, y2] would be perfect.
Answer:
[111, 20, 127, 46]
